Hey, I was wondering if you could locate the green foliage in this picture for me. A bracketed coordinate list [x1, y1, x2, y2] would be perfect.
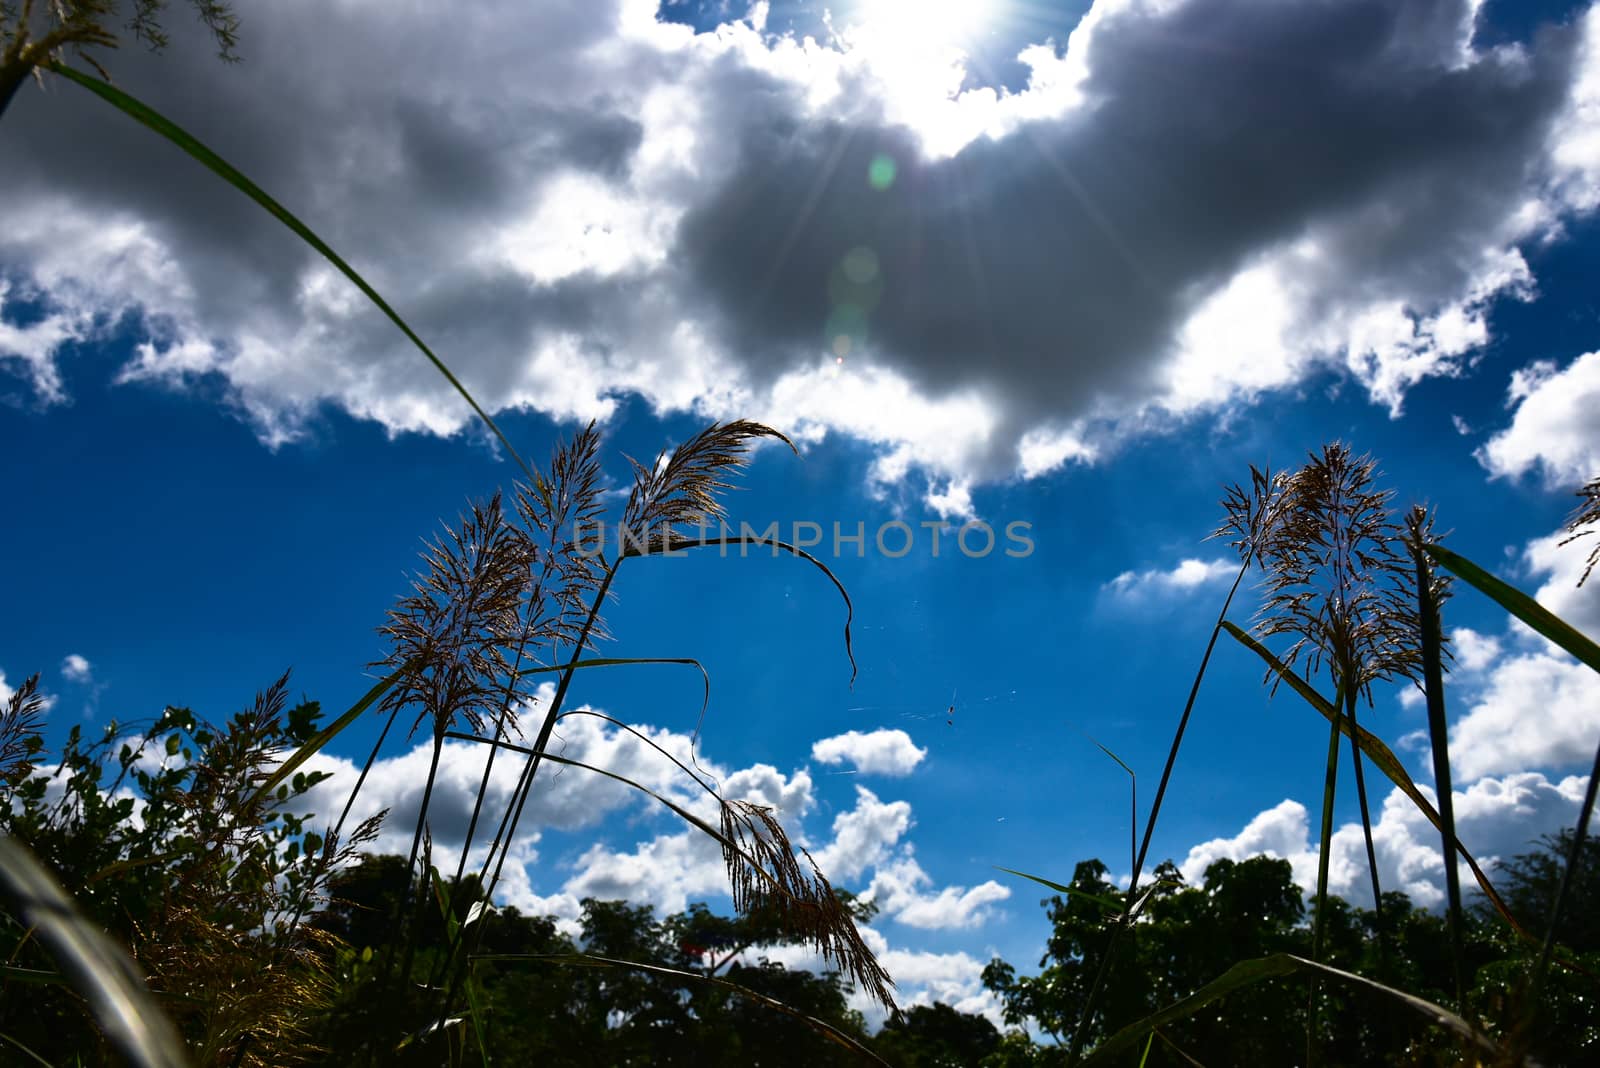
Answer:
[872, 1002, 1002, 1067]
[0, 674, 379, 1066]
[985, 843, 1600, 1065]
[307, 854, 888, 1066]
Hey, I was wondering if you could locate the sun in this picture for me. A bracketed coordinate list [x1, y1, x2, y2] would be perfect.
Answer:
[846, 0, 997, 56]
[836, 0, 1004, 153]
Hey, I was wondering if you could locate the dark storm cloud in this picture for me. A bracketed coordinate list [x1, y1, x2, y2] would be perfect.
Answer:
[0, 0, 1594, 482]
[0, 0, 641, 324]
[679, 0, 1579, 462]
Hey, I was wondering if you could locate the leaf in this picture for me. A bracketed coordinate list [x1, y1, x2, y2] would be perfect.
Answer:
[993, 867, 1124, 913]
[1083, 953, 1501, 1065]
[1222, 621, 1528, 936]
[249, 664, 408, 808]
[1424, 544, 1600, 672]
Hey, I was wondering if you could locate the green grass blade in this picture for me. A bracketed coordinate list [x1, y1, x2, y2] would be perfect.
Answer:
[1408, 535, 1466, 1007]
[249, 664, 408, 807]
[1077, 731, 1137, 876]
[1222, 621, 1527, 936]
[1424, 544, 1600, 671]
[471, 952, 891, 1065]
[1308, 686, 1342, 1067]
[427, 868, 491, 1067]
[649, 535, 857, 684]
[0, 1030, 55, 1068]
[992, 867, 1124, 913]
[0, 837, 189, 1068]
[513, 656, 711, 740]
[443, 731, 726, 844]
[46, 62, 536, 487]
[0, 964, 68, 985]
[1083, 953, 1501, 1065]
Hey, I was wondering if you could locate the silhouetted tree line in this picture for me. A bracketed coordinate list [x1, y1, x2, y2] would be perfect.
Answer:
[303, 834, 1598, 1066]
[1, 690, 1593, 1065]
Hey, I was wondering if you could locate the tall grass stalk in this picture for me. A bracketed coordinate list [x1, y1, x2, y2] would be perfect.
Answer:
[1404, 506, 1465, 1008]
[1062, 467, 1289, 1064]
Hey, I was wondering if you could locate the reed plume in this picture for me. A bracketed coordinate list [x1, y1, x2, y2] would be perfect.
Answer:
[0, 672, 45, 788]
[375, 491, 530, 740]
[1560, 474, 1600, 588]
[721, 799, 897, 1016]
[622, 420, 796, 554]
[1253, 444, 1426, 699]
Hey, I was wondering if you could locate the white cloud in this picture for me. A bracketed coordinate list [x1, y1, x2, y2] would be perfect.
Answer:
[869, 932, 1008, 1030]
[759, 916, 1009, 1030]
[809, 786, 914, 882]
[862, 853, 1010, 930]
[1478, 351, 1600, 487]
[1446, 649, 1600, 780]
[1523, 528, 1600, 641]
[1180, 773, 1588, 908]
[293, 685, 809, 866]
[60, 654, 92, 684]
[1451, 627, 1505, 673]
[1103, 558, 1236, 602]
[562, 829, 728, 917]
[811, 729, 927, 776]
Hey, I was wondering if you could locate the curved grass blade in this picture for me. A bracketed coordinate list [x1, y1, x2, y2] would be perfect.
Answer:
[648, 535, 856, 684]
[513, 656, 712, 742]
[554, 709, 721, 794]
[471, 952, 891, 1065]
[0, 1031, 55, 1068]
[992, 867, 1124, 914]
[1152, 1030, 1206, 1068]
[1067, 560, 1255, 1066]
[46, 62, 537, 487]
[0, 964, 69, 985]
[248, 663, 407, 807]
[0, 837, 189, 1068]
[1222, 621, 1526, 935]
[1424, 544, 1600, 671]
[1083, 953, 1501, 1065]
[443, 731, 727, 844]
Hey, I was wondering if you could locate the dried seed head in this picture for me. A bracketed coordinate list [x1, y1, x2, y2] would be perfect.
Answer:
[720, 798, 898, 1016]
[0, 672, 46, 787]
[513, 421, 612, 661]
[1558, 475, 1600, 588]
[376, 492, 530, 739]
[1212, 464, 1292, 562]
[622, 421, 795, 555]
[1246, 444, 1425, 700]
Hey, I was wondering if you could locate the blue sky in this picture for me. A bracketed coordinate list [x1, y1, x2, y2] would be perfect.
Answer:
[4, 0, 1600, 1024]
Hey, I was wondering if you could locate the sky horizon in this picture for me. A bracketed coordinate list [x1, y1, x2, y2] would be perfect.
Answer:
[4, 0, 1600, 1027]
